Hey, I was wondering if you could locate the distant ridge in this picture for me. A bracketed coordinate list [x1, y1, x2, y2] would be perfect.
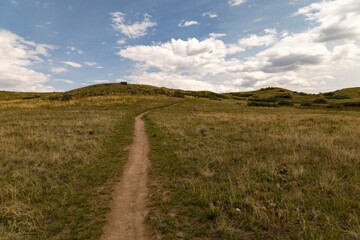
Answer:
[1, 83, 359, 106]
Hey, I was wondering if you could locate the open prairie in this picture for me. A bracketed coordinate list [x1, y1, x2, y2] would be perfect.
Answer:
[0, 94, 179, 239]
[146, 99, 360, 239]
[0, 84, 359, 239]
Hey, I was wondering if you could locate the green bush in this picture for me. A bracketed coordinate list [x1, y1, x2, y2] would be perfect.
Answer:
[61, 94, 72, 101]
[275, 93, 292, 99]
[326, 95, 349, 99]
[172, 90, 185, 98]
[278, 100, 294, 106]
[250, 97, 278, 102]
[324, 92, 335, 96]
[343, 102, 360, 107]
[313, 98, 327, 104]
[247, 101, 277, 107]
[301, 101, 312, 107]
[48, 95, 61, 101]
[327, 104, 343, 109]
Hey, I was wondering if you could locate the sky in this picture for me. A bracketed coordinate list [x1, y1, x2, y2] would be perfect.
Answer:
[0, 0, 359, 93]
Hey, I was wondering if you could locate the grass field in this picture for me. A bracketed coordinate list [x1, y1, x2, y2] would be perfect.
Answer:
[0, 95, 179, 239]
[0, 84, 359, 239]
[146, 99, 360, 239]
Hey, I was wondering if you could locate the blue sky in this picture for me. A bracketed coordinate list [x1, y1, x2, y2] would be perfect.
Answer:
[0, 0, 359, 92]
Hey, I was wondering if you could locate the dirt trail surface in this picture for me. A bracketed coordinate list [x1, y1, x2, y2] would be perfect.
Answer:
[101, 112, 150, 240]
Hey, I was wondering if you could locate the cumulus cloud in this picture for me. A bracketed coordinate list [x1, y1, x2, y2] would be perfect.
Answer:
[239, 29, 277, 48]
[62, 61, 82, 68]
[229, 0, 246, 7]
[116, 0, 360, 92]
[110, 12, 157, 38]
[297, 0, 360, 42]
[178, 20, 199, 27]
[202, 11, 218, 18]
[0, 29, 55, 91]
[119, 38, 243, 76]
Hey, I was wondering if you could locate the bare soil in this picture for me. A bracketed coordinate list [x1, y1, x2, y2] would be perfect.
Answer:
[101, 113, 150, 240]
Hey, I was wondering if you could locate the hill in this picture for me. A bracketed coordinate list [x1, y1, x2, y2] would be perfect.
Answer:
[0, 84, 359, 108]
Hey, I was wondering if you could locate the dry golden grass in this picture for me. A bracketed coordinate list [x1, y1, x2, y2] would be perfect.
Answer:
[146, 99, 360, 239]
[0, 96, 179, 239]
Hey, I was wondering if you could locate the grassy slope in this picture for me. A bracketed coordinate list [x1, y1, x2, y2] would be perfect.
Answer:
[146, 99, 360, 239]
[0, 95, 180, 239]
[226, 87, 360, 107]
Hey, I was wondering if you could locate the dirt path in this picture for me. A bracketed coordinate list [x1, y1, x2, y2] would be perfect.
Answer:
[101, 112, 150, 240]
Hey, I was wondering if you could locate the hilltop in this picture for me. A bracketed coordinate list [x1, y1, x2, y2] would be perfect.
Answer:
[1, 83, 359, 109]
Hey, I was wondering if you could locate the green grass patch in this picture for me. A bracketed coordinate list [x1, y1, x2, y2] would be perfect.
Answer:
[146, 99, 360, 239]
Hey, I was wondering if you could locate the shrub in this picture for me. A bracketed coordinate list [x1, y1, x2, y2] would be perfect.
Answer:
[22, 95, 41, 100]
[231, 93, 253, 97]
[301, 101, 312, 107]
[275, 93, 292, 99]
[343, 102, 360, 107]
[313, 98, 327, 104]
[324, 92, 335, 96]
[247, 101, 277, 107]
[48, 95, 61, 101]
[120, 81, 128, 85]
[250, 97, 278, 102]
[278, 100, 294, 106]
[61, 94, 72, 101]
[325, 95, 349, 99]
[172, 90, 185, 98]
[260, 87, 276, 91]
[327, 104, 343, 109]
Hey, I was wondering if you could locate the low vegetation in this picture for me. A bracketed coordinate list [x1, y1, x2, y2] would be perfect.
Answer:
[0, 84, 359, 239]
[0, 94, 180, 239]
[146, 99, 360, 239]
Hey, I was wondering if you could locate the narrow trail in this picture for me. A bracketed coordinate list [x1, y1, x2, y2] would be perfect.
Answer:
[101, 112, 150, 240]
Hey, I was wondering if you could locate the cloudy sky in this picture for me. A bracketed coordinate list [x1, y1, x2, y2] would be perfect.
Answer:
[0, 0, 359, 93]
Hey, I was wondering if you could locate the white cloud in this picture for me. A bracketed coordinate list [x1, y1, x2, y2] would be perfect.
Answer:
[51, 67, 67, 74]
[124, 72, 231, 92]
[110, 12, 157, 38]
[117, 39, 126, 46]
[93, 80, 110, 84]
[66, 46, 84, 55]
[115, 0, 360, 92]
[10, 0, 17, 5]
[119, 38, 243, 76]
[62, 61, 82, 68]
[229, 0, 246, 7]
[296, 0, 360, 42]
[239, 29, 277, 48]
[209, 33, 227, 38]
[202, 11, 218, 18]
[0, 29, 55, 91]
[84, 61, 103, 69]
[178, 20, 199, 27]
[84, 61, 97, 67]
